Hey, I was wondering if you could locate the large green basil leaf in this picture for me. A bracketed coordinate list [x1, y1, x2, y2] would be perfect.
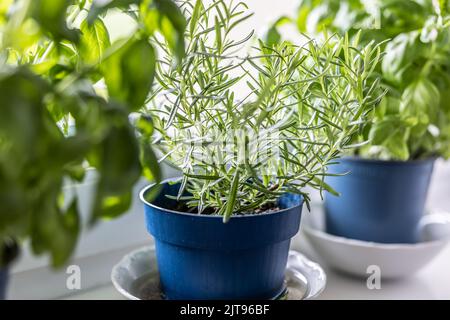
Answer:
[78, 18, 111, 65]
[400, 78, 440, 122]
[102, 38, 156, 111]
[382, 32, 424, 86]
[368, 116, 412, 160]
[31, 195, 80, 268]
[88, 109, 142, 221]
[384, 128, 410, 160]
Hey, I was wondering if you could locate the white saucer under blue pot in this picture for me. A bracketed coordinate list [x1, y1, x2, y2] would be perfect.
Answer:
[302, 204, 450, 279]
[111, 246, 327, 300]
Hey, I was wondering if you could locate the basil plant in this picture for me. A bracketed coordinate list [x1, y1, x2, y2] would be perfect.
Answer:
[279, 0, 450, 160]
[143, 0, 384, 222]
[0, 0, 185, 268]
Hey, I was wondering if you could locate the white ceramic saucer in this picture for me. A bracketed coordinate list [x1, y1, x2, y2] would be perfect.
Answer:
[111, 246, 326, 300]
[302, 203, 450, 279]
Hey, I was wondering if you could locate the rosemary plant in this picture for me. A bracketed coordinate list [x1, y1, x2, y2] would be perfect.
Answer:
[145, 0, 383, 222]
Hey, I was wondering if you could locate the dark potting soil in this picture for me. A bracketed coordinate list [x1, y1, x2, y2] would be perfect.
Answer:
[167, 196, 280, 216]
[171, 201, 216, 214]
[253, 202, 281, 214]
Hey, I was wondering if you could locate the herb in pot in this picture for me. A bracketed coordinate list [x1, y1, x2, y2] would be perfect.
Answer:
[282, 0, 450, 244]
[143, 0, 384, 222]
[137, 0, 385, 300]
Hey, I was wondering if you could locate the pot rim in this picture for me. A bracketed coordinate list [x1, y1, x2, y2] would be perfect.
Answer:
[338, 155, 437, 166]
[139, 177, 304, 219]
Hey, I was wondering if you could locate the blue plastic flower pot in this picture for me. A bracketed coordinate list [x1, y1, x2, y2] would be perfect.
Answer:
[0, 267, 8, 300]
[325, 157, 435, 243]
[140, 179, 303, 300]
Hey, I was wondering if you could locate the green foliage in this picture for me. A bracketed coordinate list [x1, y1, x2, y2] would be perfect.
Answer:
[30, 0, 80, 43]
[0, 0, 185, 267]
[295, 0, 434, 42]
[79, 18, 110, 64]
[264, 16, 291, 47]
[88, 0, 186, 61]
[146, 0, 383, 221]
[288, 0, 450, 160]
[102, 38, 156, 111]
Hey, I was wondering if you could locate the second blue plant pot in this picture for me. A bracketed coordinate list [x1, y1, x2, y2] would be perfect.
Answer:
[325, 157, 435, 244]
[140, 179, 303, 300]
